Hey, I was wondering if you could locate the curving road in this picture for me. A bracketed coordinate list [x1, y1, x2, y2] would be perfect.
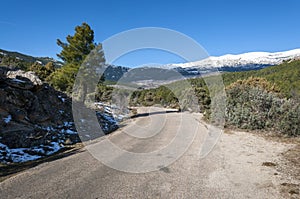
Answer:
[0, 107, 289, 198]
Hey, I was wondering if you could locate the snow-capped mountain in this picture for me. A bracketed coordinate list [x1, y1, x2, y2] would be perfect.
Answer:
[167, 49, 300, 74]
[106, 48, 300, 83]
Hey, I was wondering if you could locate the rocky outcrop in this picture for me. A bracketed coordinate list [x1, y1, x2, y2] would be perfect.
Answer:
[0, 68, 72, 126]
[0, 67, 118, 163]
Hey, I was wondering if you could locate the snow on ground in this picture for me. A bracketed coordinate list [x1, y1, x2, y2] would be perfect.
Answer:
[0, 142, 63, 163]
[57, 95, 66, 103]
[3, 115, 12, 124]
[0, 103, 126, 163]
[95, 102, 130, 122]
[11, 78, 27, 83]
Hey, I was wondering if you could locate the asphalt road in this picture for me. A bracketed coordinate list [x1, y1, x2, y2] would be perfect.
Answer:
[0, 107, 289, 198]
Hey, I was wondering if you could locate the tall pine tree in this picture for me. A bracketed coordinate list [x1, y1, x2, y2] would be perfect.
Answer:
[48, 22, 105, 93]
[57, 22, 95, 65]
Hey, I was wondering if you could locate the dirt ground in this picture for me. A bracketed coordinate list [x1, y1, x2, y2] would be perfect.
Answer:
[223, 129, 300, 198]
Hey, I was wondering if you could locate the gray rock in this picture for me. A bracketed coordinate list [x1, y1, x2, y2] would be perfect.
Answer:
[6, 70, 43, 86]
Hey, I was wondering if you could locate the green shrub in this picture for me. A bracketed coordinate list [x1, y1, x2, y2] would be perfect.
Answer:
[225, 77, 300, 136]
[223, 60, 300, 99]
[47, 63, 78, 93]
[30, 62, 55, 81]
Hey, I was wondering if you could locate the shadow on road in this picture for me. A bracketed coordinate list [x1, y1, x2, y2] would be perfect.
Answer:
[130, 110, 180, 119]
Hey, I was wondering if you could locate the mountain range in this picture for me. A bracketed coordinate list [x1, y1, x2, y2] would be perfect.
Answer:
[112, 48, 300, 82]
[116, 49, 300, 85]
[1, 48, 300, 81]
[167, 49, 300, 76]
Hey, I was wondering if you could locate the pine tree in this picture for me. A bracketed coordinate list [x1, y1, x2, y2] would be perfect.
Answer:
[48, 22, 105, 93]
[57, 22, 96, 65]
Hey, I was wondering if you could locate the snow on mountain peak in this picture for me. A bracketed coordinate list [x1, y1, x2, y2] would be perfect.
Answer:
[169, 49, 300, 69]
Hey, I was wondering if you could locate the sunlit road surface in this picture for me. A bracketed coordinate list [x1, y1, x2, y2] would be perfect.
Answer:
[0, 107, 285, 198]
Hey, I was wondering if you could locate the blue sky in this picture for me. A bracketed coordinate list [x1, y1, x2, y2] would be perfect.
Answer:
[1, 0, 300, 67]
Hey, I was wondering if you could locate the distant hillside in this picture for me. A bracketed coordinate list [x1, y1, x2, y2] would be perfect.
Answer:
[103, 65, 129, 82]
[0, 49, 131, 82]
[0, 49, 63, 70]
[222, 60, 300, 98]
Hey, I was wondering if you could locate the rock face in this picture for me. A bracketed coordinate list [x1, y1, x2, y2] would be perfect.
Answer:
[0, 67, 118, 163]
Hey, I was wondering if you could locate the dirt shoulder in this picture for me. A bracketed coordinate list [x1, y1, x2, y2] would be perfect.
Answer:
[279, 141, 300, 198]
[222, 129, 300, 198]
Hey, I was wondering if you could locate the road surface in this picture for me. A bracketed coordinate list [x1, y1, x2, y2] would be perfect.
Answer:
[0, 107, 293, 198]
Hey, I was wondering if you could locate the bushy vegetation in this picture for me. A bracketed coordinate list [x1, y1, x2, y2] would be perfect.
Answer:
[30, 62, 55, 81]
[95, 85, 114, 102]
[128, 79, 211, 112]
[130, 86, 178, 107]
[225, 77, 300, 136]
[222, 60, 300, 99]
[222, 61, 300, 136]
[47, 63, 79, 93]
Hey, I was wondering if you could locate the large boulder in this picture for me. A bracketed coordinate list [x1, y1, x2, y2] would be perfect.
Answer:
[6, 70, 43, 86]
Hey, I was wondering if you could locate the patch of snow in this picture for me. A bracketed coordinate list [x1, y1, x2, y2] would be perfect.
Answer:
[10, 152, 41, 163]
[3, 115, 12, 124]
[2, 141, 64, 163]
[38, 126, 55, 132]
[102, 114, 117, 124]
[7, 148, 42, 163]
[36, 60, 43, 65]
[0, 121, 78, 163]
[63, 121, 73, 127]
[46, 142, 62, 155]
[32, 147, 45, 154]
[61, 129, 77, 135]
[58, 95, 66, 103]
[11, 78, 26, 83]
[104, 106, 112, 114]
[0, 143, 8, 149]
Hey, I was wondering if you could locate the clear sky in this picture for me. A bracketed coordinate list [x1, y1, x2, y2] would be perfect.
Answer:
[1, 0, 300, 67]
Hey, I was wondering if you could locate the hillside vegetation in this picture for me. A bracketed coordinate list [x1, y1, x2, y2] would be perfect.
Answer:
[127, 60, 300, 136]
[222, 60, 300, 99]
[0, 48, 62, 71]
